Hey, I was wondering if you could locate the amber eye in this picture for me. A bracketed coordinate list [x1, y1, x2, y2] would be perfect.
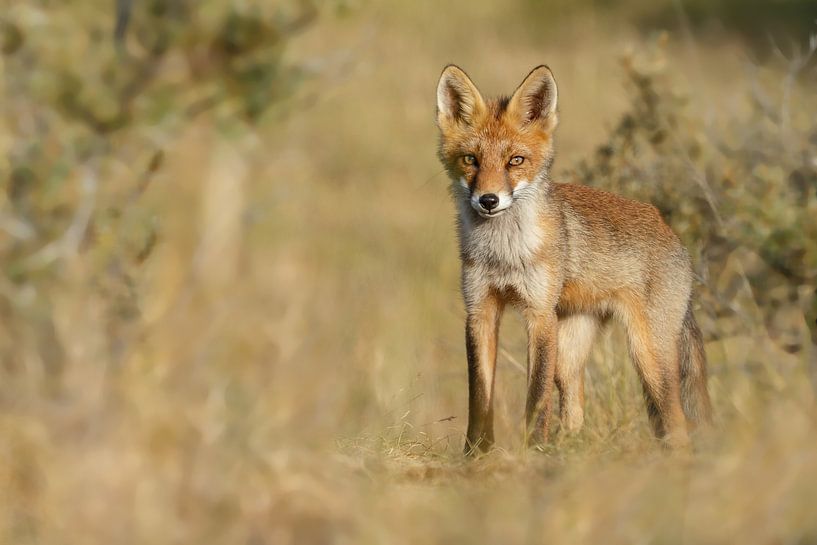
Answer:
[462, 154, 477, 166]
[508, 156, 525, 166]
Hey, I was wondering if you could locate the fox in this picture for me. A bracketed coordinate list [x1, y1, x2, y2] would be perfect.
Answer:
[435, 64, 713, 455]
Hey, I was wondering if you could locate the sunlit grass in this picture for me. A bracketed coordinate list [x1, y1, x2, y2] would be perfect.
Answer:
[1, 1, 816, 544]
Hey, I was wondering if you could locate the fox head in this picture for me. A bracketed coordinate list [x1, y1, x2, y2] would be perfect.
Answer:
[436, 65, 558, 218]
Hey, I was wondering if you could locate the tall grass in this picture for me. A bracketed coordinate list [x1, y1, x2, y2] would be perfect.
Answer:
[1, 1, 816, 544]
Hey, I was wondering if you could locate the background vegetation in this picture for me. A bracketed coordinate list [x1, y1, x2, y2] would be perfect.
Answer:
[1, 0, 816, 543]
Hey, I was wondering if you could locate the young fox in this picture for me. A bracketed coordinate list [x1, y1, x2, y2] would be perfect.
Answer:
[435, 65, 712, 454]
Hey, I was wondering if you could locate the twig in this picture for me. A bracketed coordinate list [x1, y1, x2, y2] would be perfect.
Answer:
[768, 33, 817, 136]
[499, 346, 527, 376]
[20, 165, 98, 270]
[0, 214, 35, 241]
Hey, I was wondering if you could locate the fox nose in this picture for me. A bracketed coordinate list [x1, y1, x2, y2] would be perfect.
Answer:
[478, 193, 500, 211]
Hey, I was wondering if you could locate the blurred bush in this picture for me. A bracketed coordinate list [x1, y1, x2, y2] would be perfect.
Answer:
[0, 0, 315, 389]
[567, 36, 817, 381]
[523, 0, 817, 54]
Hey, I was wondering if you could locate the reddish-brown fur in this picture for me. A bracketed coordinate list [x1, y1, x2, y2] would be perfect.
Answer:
[436, 65, 712, 455]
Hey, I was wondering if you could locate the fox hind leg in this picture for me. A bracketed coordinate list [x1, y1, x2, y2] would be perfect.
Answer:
[625, 306, 690, 448]
[555, 314, 599, 434]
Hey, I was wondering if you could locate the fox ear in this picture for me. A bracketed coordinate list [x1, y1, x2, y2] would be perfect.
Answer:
[436, 65, 486, 127]
[508, 65, 558, 131]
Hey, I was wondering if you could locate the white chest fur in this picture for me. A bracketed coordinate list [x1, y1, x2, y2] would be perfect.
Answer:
[458, 195, 550, 308]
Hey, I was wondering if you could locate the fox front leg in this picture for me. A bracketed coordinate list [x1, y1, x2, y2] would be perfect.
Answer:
[463, 295, 502, 456]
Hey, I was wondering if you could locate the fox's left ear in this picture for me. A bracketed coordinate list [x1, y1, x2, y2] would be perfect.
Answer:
[508, 65, 558, 132]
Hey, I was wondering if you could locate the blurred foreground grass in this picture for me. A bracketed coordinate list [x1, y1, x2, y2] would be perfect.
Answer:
[1, 1, 816, 544]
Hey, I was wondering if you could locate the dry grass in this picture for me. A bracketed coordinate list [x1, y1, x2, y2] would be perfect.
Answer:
[1, 1, 816, 544]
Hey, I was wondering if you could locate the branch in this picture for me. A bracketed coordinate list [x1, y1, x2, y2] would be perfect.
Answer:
[20, 166, 98, 270]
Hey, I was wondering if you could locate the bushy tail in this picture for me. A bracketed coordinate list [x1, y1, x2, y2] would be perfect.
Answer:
[679, 303, 713, 428]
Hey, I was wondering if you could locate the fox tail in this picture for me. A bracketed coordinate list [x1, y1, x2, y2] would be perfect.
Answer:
[678, 302, 713, 428]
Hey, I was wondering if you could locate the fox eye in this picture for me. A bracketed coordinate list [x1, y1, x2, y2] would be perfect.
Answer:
[508, 156, 525, 166]
[462, 154, 477, 166]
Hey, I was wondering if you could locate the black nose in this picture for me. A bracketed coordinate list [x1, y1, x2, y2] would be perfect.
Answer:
[478, 193, 499, 211]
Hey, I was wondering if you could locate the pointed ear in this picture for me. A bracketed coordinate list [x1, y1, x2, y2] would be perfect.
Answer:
[436, 65, 486, 127]
[507, 65, 558, 131]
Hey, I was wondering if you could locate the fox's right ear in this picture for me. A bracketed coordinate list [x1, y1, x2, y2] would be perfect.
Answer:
[436, 65, 486, 128]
